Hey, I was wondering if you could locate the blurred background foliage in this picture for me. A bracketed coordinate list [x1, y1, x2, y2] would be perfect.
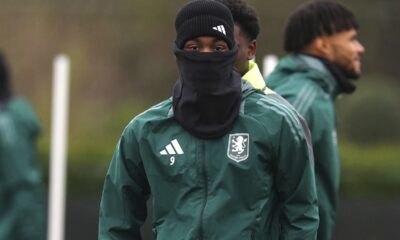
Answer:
[1, 0, 399, 199]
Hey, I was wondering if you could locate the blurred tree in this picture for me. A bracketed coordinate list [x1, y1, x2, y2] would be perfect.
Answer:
[0, 0, 399, 197]
[337, 77, 400, 145]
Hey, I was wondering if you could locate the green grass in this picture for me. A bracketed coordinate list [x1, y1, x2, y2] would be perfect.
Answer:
[340, 141, 400, 199]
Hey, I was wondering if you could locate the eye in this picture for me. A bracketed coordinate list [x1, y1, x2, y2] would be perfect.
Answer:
[214, 45, 227, 52]
[213, 41, 229, 52]
[183, 42, 200, 51]
[350, 35, 358, 42]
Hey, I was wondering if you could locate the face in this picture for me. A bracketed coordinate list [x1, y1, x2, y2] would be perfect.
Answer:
[325, 29, 365, 78]
[183, 36, 229, 53]
[234, 25, 256, 76]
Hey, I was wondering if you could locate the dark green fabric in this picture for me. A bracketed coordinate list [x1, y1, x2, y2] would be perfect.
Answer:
[267, 55, 341, 240]
[99, 83, 319, 240]
[0, 98, 46, 240]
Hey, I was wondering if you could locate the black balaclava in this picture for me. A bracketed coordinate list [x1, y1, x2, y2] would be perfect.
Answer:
[173, 0, 242, 139]
[0, 52, 12, 107]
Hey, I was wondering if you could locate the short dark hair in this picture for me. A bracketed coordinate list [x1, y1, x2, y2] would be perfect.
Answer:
[284, 0, 359, 53]
[215, 0, 260, 40]
[0, 52, 12, 103]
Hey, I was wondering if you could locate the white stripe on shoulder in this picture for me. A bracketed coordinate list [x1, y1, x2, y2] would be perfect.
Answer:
[240, 100, 246, 114]
[293, 85, 312, 109]
[293, 84, 318, 115]
[263, 95, 301, 126]
[297, 90, 318, 116]
[256, 96, 303, 142]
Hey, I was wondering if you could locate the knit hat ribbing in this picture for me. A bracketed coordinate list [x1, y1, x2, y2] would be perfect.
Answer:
[175, 0, 235, 49]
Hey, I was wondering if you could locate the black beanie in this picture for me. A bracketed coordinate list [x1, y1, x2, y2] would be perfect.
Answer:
[175, 0, 235, 49]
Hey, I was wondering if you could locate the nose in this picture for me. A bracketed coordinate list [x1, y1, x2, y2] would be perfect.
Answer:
[200, 47, 213, 53]
[357, 41, 365, 54]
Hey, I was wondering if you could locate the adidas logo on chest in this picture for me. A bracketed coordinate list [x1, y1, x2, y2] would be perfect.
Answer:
[160, 139, 184, 155]
[159, 139, 184, 166]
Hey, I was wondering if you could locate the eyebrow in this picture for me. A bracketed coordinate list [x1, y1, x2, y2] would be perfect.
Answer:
[188, 37, 226, 43]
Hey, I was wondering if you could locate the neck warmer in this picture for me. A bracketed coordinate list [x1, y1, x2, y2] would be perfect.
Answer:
[316, 56, 356, 94]
[173, 46, 241, 139]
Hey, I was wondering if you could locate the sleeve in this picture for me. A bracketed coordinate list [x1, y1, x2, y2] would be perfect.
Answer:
[304, 101, 340, 240]
[0, 113, 46, 240]
[4, 188, 46, 239]
[0, 113, 17, 185]
[275, 112, 319, 240]
[99, 125, 151, 240]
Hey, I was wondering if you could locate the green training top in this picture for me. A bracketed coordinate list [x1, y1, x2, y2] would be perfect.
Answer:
[267, 54, 341, 240]
[0, 97, 45, 240]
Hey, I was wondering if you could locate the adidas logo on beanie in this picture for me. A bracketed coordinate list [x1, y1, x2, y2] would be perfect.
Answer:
[174, 0, 235, 49]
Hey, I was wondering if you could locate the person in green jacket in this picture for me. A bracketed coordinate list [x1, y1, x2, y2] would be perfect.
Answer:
[0, 53, 46, 239]
[216, 0, 274, 95]
[266, 1, 365, 240]
[99, 1, 319, 239]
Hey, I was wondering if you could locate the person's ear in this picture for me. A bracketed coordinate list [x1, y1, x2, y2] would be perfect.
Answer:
[247, 40, 257, 60]
[314, 36, 334, 60]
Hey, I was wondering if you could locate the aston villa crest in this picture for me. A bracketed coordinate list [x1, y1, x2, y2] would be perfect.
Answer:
[227, 133, 249, 162]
